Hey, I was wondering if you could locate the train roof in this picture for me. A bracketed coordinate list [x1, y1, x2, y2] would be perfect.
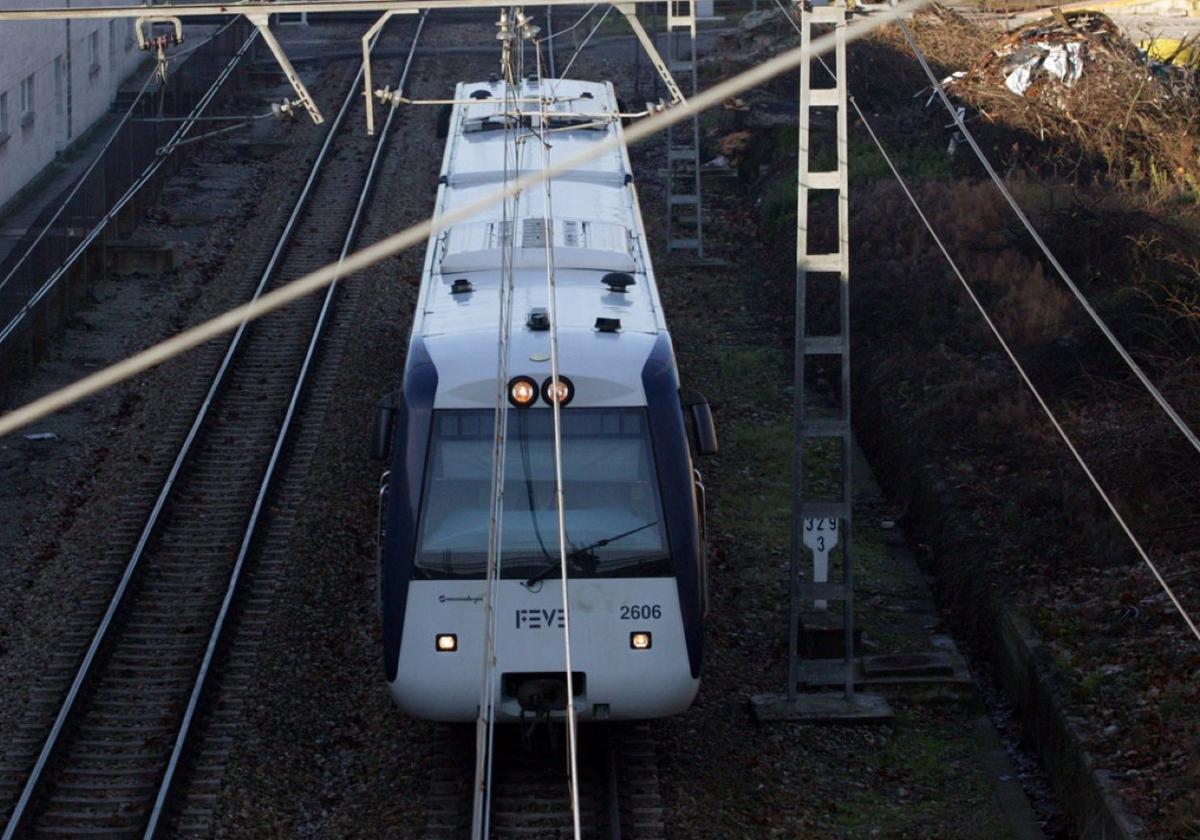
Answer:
[413, 78, 672, 410]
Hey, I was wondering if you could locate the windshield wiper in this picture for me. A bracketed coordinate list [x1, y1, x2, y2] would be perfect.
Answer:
[523, 520, 660, 588]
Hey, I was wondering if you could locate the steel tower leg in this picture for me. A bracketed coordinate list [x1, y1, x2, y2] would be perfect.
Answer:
[753, 0, 891, 724]
[662, 1, 702, 256]
[788, 0, 853, 703]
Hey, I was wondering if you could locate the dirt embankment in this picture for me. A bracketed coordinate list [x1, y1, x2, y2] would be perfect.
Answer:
[713, 7, 1200, 837]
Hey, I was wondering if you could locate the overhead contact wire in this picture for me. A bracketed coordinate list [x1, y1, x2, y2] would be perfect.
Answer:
[554, 4, 611, 89]
[859, 103, 1200, 643]
[0, 26, 257, 348]
[0, 68, 157, 297]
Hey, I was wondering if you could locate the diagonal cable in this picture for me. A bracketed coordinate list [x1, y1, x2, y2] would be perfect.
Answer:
[856, 99, 1200, 644]
[543, 2, 599, 44]
[556, 4, 612, 83]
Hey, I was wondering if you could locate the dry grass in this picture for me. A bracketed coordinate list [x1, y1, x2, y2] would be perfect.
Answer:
[880, 7, 1200, 190]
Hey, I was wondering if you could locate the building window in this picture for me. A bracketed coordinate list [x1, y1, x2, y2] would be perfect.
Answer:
[0, 92, 9, 146]
[88, 30, 101, 77]
[126, 17, 135, 50]
[54, 56, 64, 116]
[108, 20, 118, 70]
[20, 74, 34, 127]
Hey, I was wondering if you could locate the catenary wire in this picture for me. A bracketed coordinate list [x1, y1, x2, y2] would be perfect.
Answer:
[896, 17, 1200, 460]
[542, 1, 599, 43]
[555, 4, 612, 85]
[472, 18, 522, 838]
[534, 38, 584, 840]
[856, 99, 1200, 644]
[770, 0, 1199, 644]
[0, 0, 930, 438]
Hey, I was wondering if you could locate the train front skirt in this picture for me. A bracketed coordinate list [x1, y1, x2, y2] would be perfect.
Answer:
[390, 579, 699, 722]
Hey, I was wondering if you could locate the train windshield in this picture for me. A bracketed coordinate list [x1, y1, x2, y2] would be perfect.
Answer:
[413, 408, 672, 580]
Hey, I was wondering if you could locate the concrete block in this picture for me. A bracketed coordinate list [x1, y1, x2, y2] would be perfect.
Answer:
[797, 652, 975, 704]
[750, 690, 894, 724]
[106, 239, 177, 275]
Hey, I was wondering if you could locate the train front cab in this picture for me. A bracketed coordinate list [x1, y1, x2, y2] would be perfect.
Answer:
[371, 337, 717, 722]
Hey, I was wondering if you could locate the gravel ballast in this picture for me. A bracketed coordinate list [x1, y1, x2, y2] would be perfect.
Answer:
[1, 15, 1064, 840]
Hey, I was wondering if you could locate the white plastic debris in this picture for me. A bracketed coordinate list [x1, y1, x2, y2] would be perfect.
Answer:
[1005, 62, 1035, 96]
[23, 432, 59, 442]
[1002, 42, 1086, 97]
[1043, 42, 1084, 85]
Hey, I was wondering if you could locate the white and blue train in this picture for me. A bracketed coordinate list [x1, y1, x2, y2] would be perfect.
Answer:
[371, 78, 716, 723]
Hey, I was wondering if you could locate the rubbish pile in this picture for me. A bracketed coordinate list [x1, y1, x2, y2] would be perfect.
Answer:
[948, 12, 1145, 104]
[920, 7, 1200, 186]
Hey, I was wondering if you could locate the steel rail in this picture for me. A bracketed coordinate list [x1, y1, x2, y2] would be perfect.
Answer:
[0, 21, 395, 840]
[0, 28, 261, 839]
[605, 731, 622, 840]
[144, 12, 429, 834]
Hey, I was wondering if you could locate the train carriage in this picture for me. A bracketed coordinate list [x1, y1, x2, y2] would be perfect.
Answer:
[372, 77, 716, 723]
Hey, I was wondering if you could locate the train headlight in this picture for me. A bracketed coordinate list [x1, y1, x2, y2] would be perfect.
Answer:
[541, 375, 574, 407]
[508, 376, 538, 407]
[630, 631, 652, 650]
[436, 634, 458, 652]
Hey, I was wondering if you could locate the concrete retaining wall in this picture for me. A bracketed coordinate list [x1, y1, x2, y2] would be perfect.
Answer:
[854, 377, 1144, 839]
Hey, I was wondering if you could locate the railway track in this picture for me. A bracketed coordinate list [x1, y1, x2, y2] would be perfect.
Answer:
[0, 15, 428, 838]
[425, 724, 666, 840]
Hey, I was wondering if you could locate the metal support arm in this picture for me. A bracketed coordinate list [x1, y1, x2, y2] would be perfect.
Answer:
[362, 10, 397, 135]
[616, 3, 686, 107]
[246, 12, 325, 124]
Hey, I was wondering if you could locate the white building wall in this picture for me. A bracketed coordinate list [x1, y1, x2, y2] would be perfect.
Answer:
[0, 0, 148, 209]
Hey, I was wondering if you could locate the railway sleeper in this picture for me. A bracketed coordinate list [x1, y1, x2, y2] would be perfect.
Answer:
[101, 660, 196, 671]
[30, 825, 143, 837]
[88, 684, 191, 697]
[45, 796, 158, 809]
[56, 763, 163, 777]
[59, 750, 169, 764]
[35, 816, 143, 830]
